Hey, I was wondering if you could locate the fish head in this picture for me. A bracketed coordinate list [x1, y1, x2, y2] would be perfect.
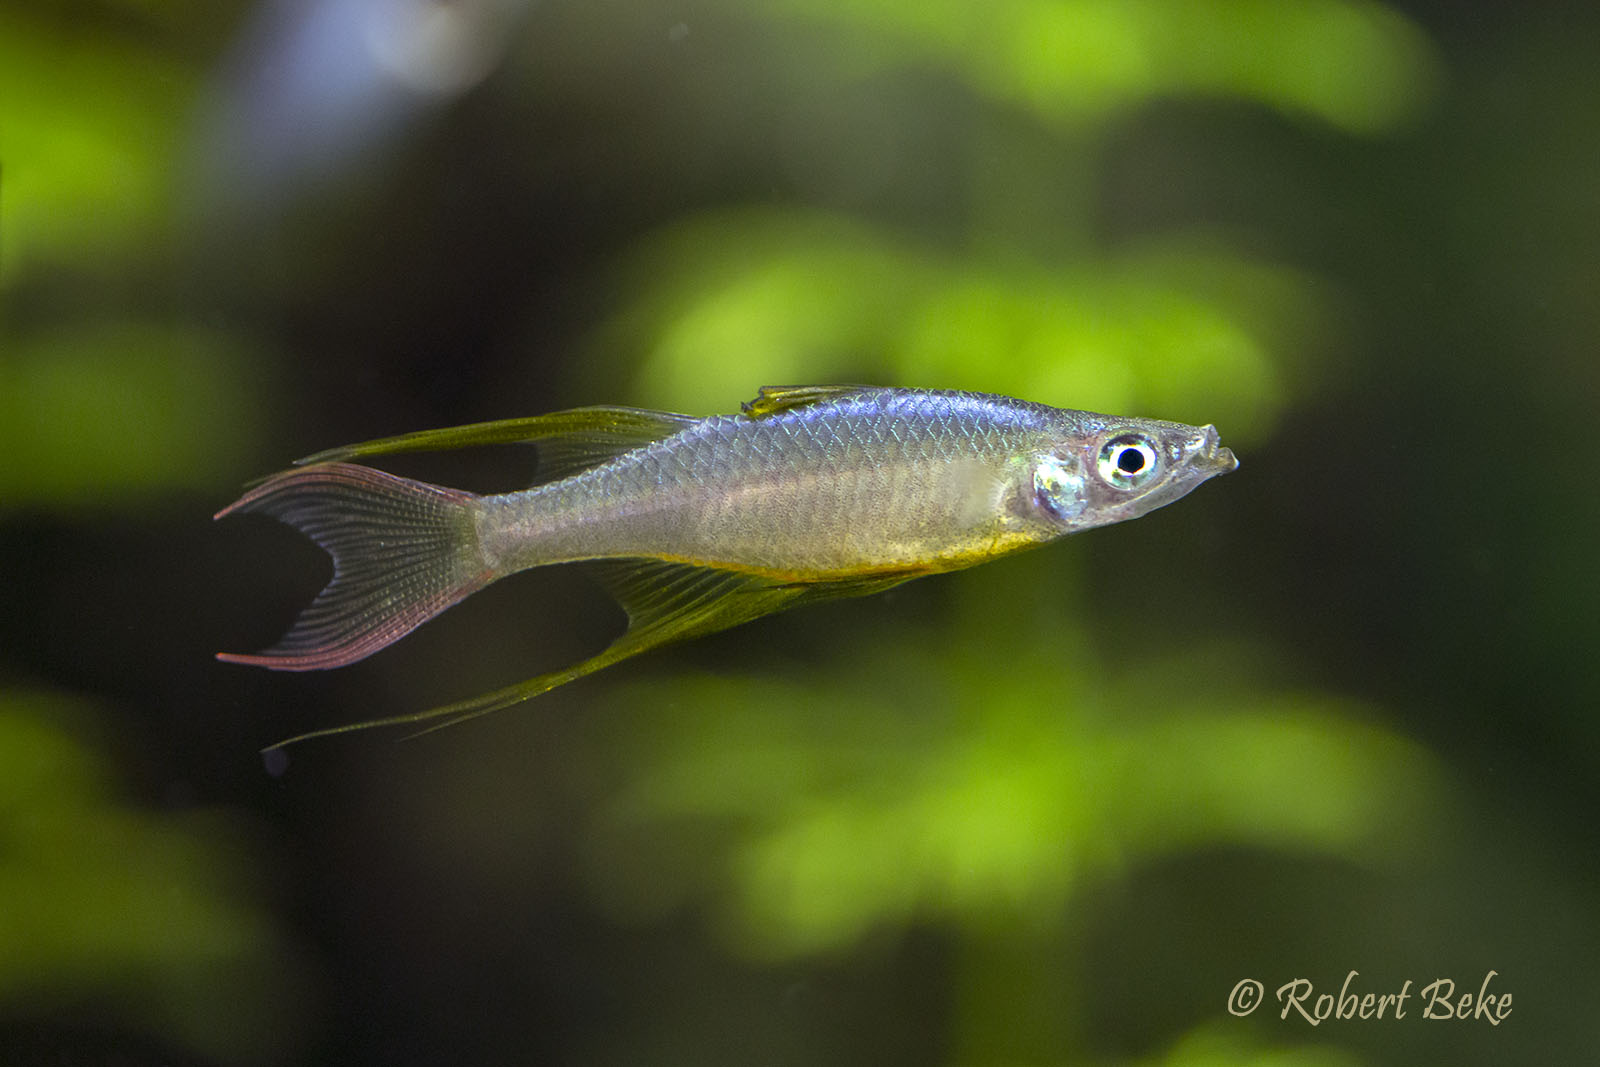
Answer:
[1025, 416, 1238, 534]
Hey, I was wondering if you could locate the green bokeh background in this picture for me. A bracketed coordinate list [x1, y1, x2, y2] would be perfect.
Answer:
[2, 1, 1594, 1063]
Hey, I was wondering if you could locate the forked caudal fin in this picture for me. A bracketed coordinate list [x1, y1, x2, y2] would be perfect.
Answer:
[215, 462, 491, 670]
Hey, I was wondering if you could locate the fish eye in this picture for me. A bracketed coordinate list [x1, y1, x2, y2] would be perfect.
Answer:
[1097, 435, 1159, 489]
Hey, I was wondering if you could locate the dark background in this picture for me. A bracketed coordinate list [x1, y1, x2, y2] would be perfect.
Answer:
[1, 1, 1594, 1063]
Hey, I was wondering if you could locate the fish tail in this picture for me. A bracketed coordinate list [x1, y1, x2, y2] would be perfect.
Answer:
[215, 462, 493, 670]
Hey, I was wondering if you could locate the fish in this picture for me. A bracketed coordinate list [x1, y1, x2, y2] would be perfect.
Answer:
[217, 385, 1238, 745]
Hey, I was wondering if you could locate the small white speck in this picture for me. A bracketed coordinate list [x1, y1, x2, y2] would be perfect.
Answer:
[667, 22, 689, 43]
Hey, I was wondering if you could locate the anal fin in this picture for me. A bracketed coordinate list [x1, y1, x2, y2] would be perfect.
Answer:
[265, 560, 919, 748]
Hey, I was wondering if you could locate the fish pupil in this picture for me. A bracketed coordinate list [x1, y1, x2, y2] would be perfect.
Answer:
[1115, 447, 1145, 474]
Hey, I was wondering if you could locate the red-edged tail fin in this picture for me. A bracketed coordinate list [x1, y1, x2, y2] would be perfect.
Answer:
[215, 462, 491, 670]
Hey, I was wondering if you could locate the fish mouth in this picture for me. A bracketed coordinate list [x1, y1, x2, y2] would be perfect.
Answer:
[1190, 425, 1239, 474]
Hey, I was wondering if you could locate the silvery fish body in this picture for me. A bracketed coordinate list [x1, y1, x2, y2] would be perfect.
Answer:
[483, 388, 1234, 578]
[217, 385, 1237, 743]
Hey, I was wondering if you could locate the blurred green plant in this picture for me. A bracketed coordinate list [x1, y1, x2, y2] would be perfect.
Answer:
[761, 0, 1438, 131]
[1144, 1024, 1361, 1067]
[583, 582, 1442, 961]
[1, 5, 285, 1037]
[574, 564, 1442, 1064]
[0, 689, 311, 1063]
[0, 10, 197, 284]
[584, 0, 1434, 437]
[599, 208, 1321, 439]
[0, 320, 266, 509]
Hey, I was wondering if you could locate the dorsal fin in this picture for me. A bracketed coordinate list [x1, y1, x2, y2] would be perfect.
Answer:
[740, 385, 876, 419]
[293, 406, 699, 483]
